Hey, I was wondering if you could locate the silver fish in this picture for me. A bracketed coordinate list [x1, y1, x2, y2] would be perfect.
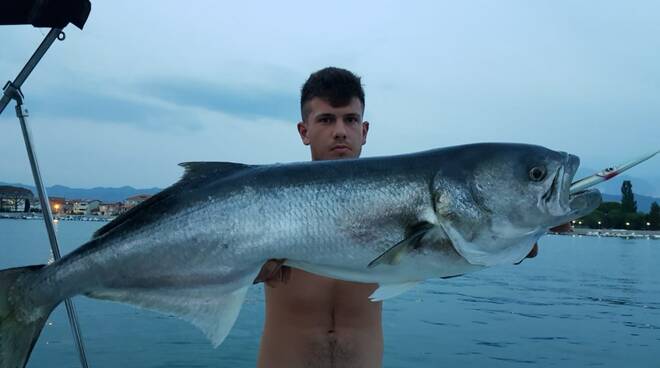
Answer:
[0, 143, 601, 368]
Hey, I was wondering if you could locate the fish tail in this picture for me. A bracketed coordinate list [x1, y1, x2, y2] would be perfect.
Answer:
[0, 265, 52, 368]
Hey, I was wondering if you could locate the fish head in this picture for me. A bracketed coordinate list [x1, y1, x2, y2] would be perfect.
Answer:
[431, 143, 601, 266]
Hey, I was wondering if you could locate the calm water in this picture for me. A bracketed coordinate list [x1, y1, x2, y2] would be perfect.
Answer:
[1, 219, 659, 368]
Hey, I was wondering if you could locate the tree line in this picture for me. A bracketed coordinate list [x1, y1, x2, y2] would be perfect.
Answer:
[577, 180, 660, 230]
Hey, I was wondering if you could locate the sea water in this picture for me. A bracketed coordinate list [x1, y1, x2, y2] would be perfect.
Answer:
[1, 219, 658, 368]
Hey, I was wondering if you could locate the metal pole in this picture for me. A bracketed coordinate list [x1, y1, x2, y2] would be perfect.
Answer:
[1, 28, 91, 368]
[15, 100, 90, 368]
[0, 28, 62, 115]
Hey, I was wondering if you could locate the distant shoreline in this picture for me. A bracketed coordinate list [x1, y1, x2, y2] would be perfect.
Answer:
[0, 213, 114, 222]
[552, 227, 660, 239]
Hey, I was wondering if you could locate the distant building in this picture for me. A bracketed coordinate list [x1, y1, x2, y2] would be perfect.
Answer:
[0, 186, 34, 212]
[98, 202, 122, 216]
[69, 199, 88, 215]
[124, 194, 151, 210]
[84, 200, 101, 215]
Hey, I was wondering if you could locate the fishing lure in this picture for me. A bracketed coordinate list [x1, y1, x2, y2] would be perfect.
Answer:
[570, 150, 660, 194]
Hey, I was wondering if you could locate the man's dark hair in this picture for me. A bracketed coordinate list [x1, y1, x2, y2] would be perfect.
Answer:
[300, 67, 365, 120]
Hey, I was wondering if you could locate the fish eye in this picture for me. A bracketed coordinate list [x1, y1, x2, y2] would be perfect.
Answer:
[528, 166, 547, 182]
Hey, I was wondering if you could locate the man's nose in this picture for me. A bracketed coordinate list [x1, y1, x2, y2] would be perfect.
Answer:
[333, 121, 347, 139]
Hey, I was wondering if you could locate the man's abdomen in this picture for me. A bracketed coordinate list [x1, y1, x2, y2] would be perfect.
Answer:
[258, 268, 383, 368]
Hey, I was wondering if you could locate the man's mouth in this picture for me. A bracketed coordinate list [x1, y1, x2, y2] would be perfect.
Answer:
[331, 145, 351, 153]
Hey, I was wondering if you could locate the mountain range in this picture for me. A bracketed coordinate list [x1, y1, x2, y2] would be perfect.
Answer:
[0, 182, 160, 203]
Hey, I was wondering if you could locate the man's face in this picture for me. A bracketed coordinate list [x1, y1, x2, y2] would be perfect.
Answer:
[297, 97, 369, 161]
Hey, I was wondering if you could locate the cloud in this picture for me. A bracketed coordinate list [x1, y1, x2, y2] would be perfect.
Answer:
[139, 78, 299, 122]
[24, 86, 203, 131]
[2, 1, 659, 192]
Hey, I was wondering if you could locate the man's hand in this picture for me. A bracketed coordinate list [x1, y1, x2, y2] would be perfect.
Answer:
[253, 259, 291, 286]
[516, 223, 573, 264]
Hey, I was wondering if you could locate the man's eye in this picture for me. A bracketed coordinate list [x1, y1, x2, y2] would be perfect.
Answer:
[346, 117, 359, 124]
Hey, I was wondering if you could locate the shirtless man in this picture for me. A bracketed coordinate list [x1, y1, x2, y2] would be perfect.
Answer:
[255, 67, 564, 367]
[257, 67, 379, 368]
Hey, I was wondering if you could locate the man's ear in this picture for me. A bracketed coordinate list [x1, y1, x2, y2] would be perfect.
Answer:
[297, 121, 311, 145]
[361, 121, 370, 145]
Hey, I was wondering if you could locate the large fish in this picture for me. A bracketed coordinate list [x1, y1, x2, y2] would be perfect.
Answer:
[0, 143, 600, 368]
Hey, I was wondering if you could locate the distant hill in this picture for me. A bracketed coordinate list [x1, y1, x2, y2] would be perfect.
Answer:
[575, 168, 659, 197]
[0, 182, 162, 203]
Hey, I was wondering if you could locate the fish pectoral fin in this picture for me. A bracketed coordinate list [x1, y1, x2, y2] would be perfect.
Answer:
[368, 222, 434, 268]
[369, 282, 420, 301]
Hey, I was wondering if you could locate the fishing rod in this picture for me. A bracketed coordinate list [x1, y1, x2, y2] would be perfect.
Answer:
[1, 1, 92, 367]
[570, 150, 660, 194]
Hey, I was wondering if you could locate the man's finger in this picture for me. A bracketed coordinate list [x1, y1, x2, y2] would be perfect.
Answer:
[550, 223, 573, 233]
[254, 259, 285, 284]
[514, 243, 539, 265]
[526, 243, 539, 258]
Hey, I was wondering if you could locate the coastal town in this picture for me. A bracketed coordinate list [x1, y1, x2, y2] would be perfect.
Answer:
[0, 185, 150, 221]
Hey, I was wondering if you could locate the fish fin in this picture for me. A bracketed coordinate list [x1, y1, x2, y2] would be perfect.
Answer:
[368, 222, 434, 268]
[91, 187, 173, 239]
[88, 286, 249, 347]
[369, 282, 420, 301]
[86, 265, 261, 348]
[92, 161, 254, 240]
[178, 162, 252, 182]
[188, 286, 250, 347]
[1, 265, 54, 368]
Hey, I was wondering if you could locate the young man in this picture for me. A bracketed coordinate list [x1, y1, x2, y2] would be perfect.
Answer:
[256, 67, 380, 368]
[254, 67, 563, 367]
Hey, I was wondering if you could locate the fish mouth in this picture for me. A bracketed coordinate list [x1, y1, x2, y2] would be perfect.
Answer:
[550, 153, 602, 225]
[567, 188, 602, 219]
[543, 153, 577, 216]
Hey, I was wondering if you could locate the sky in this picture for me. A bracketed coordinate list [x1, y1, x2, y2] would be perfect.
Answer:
[1, 1, 659, 195]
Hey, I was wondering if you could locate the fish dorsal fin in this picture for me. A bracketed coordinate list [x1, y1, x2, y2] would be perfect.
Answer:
[178, 161, 252, 182]
[92, 161, 252, 240]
